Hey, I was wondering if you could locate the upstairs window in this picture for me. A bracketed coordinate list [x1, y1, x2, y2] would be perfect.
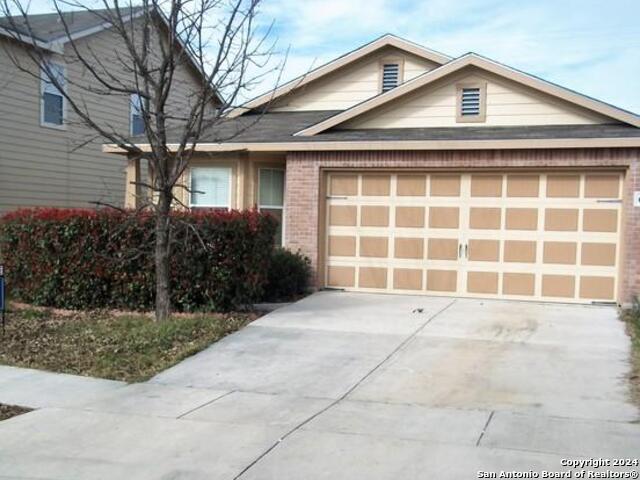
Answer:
[456, 83, 486, 123]
[381, 63, 400, 92]
[190, 167, 231, 210]
[41, 61, 66, 127]
[130, 93, 146, 136]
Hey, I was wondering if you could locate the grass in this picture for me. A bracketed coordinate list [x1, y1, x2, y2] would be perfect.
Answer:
[621, 298, 640, 406]
[0, 305, 258, 382]
[0, 403, 31, 421]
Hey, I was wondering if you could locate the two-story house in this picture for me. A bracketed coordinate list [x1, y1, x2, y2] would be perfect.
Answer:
[0, 7, 219, 212]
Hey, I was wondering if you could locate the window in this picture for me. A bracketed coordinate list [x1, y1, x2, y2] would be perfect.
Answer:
[41, 61, 66, 127]
[456, 83, 486, 123]
[130, 93, 146, 136]
[258, 168, 285, 245]
[381, 63, 400, 92]
[189, 167, 231, 209]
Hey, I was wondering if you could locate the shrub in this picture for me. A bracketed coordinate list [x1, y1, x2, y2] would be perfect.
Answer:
[262, 248, 312, 302]
[0, 208, 277, 311]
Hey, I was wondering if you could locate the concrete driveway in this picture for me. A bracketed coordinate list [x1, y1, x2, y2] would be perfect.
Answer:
[1, 292, 639, 479]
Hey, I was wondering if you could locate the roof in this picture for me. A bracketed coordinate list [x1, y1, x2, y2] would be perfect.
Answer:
[296, 53, 640, 136]
[194, 112, 640, 143]
[226, 34, 452, 118]
[111, 110, 640, 153]
[0, 7, 143, 42]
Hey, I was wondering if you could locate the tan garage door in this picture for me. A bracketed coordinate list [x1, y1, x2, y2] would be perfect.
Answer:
[324, 171, 623, 303]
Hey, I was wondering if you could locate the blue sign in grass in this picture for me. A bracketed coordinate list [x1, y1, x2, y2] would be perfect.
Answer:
[0, 276, 4, 312]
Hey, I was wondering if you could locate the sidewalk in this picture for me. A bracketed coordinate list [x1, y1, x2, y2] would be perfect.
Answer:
[0, 365, 126, 409]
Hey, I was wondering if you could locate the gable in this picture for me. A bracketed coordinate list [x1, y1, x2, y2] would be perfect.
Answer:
[270, 46, 439, 112]
[341, 67, 613, 129]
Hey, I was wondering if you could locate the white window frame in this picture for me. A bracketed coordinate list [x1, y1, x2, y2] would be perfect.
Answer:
[40, 61, 67, 129]
[130, 93, 147, 136]
[258, 167, 286, 246]
[188, 166, 233, 209]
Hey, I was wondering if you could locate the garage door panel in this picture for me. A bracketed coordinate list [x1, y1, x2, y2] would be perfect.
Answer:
[429, 207, 459, 229]
[359, 267, 388, 289]
[505, 208, 537, 230]
[502, 273, 536, 296]
[397, 175, 426, 196]
[430, 175, 461, 196]
[359, 237, 389, 258]
[427, 270, 458, 292]
[543, 242, 577, 265]
[362, 175, 391, 196]
[393, 268, 423, 290]
[329, 174, 358, 196]
[546, 175, 580, 198]
[506, 174, 540, 197]
[470, 175, 503, 197]
[360, 206, 389, 227]
[325, 171, 622, 304]
[584, 174, 620, 198]
[467, 272, 499, 294]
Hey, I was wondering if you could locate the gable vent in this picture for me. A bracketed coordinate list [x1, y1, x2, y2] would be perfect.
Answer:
[461, 87, 481, 116]
[381, 63, 400, 92]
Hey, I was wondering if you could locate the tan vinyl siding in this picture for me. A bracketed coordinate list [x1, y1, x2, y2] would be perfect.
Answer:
[343, 69, 613, 129]
[0, 22, 211, 213]
[271, 47, 438, 112]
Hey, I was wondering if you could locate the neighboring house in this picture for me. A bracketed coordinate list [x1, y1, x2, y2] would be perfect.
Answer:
[0, 8, 219, 212]
[114, 34, 640, 306]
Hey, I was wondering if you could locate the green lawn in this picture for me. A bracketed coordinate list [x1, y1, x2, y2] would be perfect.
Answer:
[0, 305, 257, 382]
[621, 299, 640, 405]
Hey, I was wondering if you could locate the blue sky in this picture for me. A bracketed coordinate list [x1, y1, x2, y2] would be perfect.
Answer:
[22, 0, 640, 113]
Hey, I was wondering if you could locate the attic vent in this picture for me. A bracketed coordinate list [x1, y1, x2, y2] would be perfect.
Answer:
[381, 63, 400, 92]
[461, 88, 481, 116]
[457, 83, 486, 123]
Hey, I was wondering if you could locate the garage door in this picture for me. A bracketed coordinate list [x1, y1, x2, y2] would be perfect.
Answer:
[324, 171, 623, 303]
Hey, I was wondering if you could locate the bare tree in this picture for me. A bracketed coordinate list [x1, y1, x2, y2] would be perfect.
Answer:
[0, 0, 280, 321]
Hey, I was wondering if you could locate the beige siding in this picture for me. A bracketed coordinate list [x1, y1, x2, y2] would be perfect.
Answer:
[343, 68, 612, 129]
[0, 22, 211, 213]
[271, 47, 438, 112]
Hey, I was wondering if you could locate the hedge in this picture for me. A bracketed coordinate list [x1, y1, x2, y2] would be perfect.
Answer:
[0, 208, 277, 311]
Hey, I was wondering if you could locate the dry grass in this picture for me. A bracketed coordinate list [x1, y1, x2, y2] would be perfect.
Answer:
[0, 404, 31, 422]
[621, 299, 640, 406]
[0, 304, 257, 382]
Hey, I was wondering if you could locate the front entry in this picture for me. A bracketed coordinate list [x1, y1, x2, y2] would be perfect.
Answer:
[323, 171, 622, 304]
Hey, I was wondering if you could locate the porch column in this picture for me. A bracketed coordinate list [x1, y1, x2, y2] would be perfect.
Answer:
[124, 155, 141, 209]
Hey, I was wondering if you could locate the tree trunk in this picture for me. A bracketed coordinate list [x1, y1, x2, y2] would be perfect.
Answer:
[154, 190, 172, 322]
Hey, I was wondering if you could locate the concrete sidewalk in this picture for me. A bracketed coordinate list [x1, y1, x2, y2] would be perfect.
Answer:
[0, 292, 639, 479]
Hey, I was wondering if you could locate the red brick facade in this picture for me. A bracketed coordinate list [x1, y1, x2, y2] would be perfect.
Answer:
[284, 148, 640, 304]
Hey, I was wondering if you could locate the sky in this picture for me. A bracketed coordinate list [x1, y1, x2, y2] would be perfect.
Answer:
[21, 0, 640, 113]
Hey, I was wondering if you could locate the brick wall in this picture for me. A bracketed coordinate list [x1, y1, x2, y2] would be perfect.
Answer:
[284, 148, 640, 304]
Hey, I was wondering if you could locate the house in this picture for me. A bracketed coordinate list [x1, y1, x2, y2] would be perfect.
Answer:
[112, 34, 640, 306]
[0, 7, 219, 212]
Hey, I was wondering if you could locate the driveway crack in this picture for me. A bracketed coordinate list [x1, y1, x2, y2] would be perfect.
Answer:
[232, 298, 457, 480]
[475, 410, 495, 446]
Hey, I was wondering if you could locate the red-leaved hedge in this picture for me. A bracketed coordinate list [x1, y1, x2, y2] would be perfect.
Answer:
[0, 208, 277, 311]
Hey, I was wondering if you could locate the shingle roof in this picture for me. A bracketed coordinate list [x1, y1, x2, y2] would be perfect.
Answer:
[0, 6, 144, 42]
[186, 111, 640, 144]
